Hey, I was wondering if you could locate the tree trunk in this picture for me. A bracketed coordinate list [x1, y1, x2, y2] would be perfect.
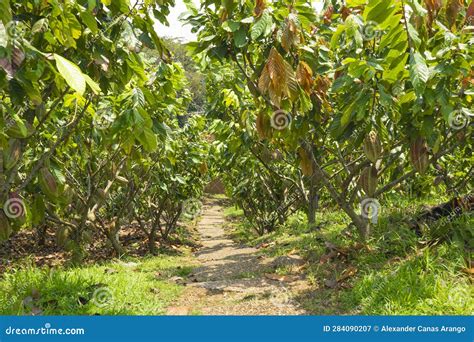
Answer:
[307, 176, 319, 229]
[36, 223, 47, 246]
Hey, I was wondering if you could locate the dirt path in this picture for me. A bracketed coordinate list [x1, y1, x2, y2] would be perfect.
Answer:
[167, 197, 308, 315]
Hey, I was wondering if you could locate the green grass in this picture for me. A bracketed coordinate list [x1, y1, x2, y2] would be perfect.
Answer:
[341, 244, 473, 314]
[225, 195, 474, 315]
[223, 205, 244, 219]
[0, 254, 195, 315]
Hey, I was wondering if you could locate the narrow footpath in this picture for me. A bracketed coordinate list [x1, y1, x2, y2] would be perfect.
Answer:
[167, 197, 308, 315]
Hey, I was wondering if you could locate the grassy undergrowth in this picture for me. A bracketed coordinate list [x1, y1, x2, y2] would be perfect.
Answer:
[0, 252, 195, 315]
[224, 195, 473, 315]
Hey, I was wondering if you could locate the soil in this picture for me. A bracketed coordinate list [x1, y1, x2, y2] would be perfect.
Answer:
[166, 196, 310, 315]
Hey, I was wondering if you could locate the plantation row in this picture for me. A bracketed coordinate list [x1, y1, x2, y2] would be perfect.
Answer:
[188, 0, 473, 241]
[0, 0, 211, 263]
[0, 0, 473, 265]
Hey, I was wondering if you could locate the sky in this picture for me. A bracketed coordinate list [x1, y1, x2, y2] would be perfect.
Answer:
[154, 0, 325, 42]
[154, 0, 198, 42]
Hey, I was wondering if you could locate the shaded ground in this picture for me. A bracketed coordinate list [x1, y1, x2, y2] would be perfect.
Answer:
[0, 223, 195, 273]
[167, 197, 310, 315]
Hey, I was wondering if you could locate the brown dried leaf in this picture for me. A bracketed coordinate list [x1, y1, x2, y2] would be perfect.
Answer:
[462, 267, 474, 275]
[254, 0, 266, 17]
[337, 266, 358, 282]
[296, 61, 314, 94]
[446, 0, 463, 29]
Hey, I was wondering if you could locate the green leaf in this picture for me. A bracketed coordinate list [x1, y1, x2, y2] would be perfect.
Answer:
[88, 0, 96, 11]
[80, 11, 98, 34]
[409, 51, 429, 95]
[407, 0, 427, 16]
[330, 24, 346, 50]
[347, 0, 367, 7]
[54, 54, 86, 95]
[407, 23, 421, 48]
[137, 127, 157, 152]
[31, 195, 46, 226]
[233, 27, 248, 48]
[31, 18, 48, 33]
[0, 0, 12, 25]
[364, 0, 396, 24]
[250, 11, 272, 41]
[222, 20, 240, 33]
[84, 74, 101, 94]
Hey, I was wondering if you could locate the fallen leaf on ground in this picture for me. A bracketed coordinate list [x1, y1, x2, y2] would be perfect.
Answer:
[461, 267, 474, 275]
[337, 266, 358, 282]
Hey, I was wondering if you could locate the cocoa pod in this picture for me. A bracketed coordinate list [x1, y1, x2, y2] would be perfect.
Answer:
[363, 131, 382, 163]
[0, 210, 12, 242]
[12, 47, 25, 69]
[3, 139, 22, 170]
[298, 147, 313, 176]
[256, 111, 271, 140]
[60, 184, 74, 204]
[359, 165, 378, 197]
[410, 137, 430, 174]
[38, 167, 59, 200]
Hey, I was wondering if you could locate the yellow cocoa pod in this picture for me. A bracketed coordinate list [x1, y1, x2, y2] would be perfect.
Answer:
[410, 137, 430, 174]
[3, 139, 22, 170]
[363, 131, 382, 163]
[359, 165, 378, 197]
[256, 111, 271, 140]
[298, 147, 313, 176]
[38, 167, 59, 200]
